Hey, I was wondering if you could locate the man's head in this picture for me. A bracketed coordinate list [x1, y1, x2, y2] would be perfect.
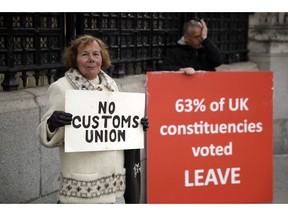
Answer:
[183, 19, 204, 49]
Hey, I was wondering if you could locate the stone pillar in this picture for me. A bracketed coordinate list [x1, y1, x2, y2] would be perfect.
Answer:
[248, 12, 288, 153]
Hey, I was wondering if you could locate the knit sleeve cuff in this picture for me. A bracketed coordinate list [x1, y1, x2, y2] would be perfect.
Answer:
[46, 123, 57, 139]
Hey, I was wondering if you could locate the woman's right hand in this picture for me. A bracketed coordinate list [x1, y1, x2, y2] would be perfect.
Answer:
[47, 111, 73, 132]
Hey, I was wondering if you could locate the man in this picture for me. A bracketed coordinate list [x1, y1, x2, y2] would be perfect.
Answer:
[159, 19, 223, 74]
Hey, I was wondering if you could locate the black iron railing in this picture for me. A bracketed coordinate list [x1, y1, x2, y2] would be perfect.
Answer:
[0, 13, 65, 91]
[0, 12, 249, 91]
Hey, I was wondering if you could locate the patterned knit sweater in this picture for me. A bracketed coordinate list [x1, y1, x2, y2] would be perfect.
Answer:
[37, 69, 125, 203]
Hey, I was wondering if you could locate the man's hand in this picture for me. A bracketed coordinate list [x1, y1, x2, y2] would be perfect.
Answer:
[200, 19, 208, 40]
[180, 67, 197, 75]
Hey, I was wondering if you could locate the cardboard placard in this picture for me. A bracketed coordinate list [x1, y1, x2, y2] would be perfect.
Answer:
[65, 90, 145, 152]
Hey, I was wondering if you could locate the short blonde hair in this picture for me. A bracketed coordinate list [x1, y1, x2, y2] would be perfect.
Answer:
[63, 35, 111, 70]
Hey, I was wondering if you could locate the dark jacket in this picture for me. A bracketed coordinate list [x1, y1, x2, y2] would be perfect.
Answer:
[159, 37, 223, 71]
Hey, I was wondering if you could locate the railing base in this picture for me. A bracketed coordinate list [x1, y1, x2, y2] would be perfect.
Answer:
[1, 72, 19, 91]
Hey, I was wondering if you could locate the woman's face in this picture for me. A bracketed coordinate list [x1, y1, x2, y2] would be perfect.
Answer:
[76, 40, 102, 80]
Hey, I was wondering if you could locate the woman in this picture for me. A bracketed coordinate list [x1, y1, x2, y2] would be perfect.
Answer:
[37, 35, 148, 204]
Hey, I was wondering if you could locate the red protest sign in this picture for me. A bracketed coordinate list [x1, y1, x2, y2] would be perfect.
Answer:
[146, 71, 273, 203]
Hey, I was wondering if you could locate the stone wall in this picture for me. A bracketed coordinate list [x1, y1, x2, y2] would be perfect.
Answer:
[0, 87, 60, 203]
[248, 12, 288, 153]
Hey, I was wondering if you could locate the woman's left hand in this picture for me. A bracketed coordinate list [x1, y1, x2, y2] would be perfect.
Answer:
[141, 116, 149, 131]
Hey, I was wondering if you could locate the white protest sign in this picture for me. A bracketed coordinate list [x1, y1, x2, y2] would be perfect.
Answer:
[65, 90, 145, 152]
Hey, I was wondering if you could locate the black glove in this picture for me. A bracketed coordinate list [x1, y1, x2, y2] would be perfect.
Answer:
[47, 111, 73, 132]
[140, 116, 149, 131]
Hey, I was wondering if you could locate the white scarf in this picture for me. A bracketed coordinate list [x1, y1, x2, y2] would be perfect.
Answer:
[65, 69, 117, 92]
